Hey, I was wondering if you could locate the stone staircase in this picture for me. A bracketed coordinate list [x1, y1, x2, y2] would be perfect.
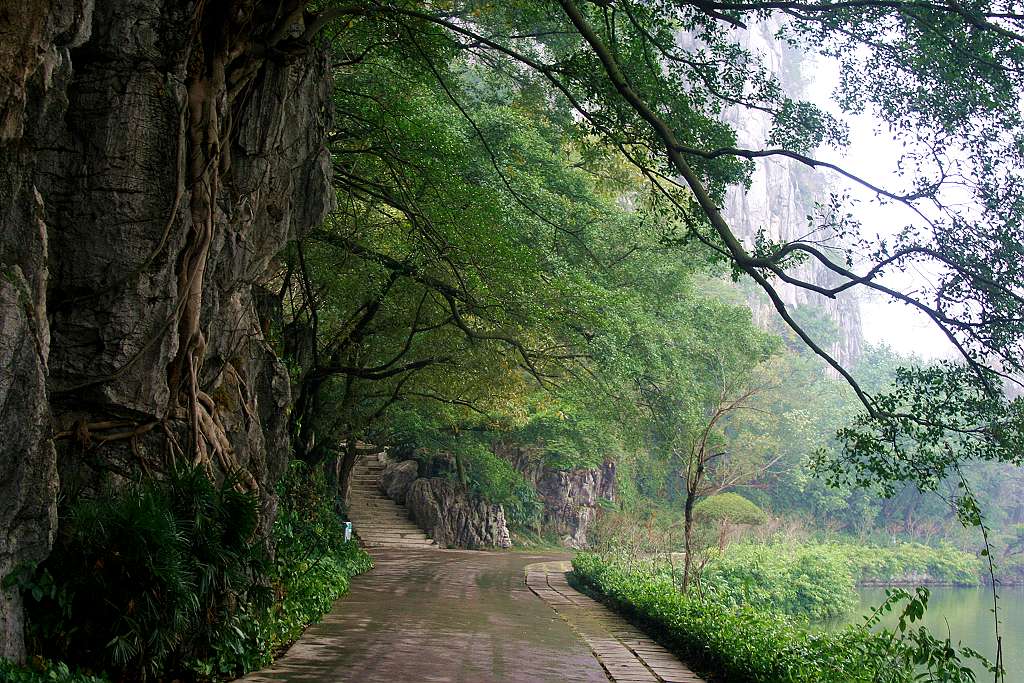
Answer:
[347, 456, 436, 549]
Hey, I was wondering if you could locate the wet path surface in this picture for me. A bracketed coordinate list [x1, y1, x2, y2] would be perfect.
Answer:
[242, 549, 611, 683]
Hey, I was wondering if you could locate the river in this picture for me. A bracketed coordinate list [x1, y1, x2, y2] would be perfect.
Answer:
[829, 586, 1024, 682]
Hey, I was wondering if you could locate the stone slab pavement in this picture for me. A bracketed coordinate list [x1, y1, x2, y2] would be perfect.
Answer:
[242, 549, 704, 683]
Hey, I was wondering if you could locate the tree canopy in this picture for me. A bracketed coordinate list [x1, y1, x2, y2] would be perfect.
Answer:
[284, 0, 1024, 516]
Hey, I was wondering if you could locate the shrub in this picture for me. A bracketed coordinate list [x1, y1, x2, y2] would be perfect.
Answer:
[696, 541, 981, 621]
[694, 493, 768, 527]
[572, 553, 989, 683]
[15, 468, 268, 679]
[9, 462, 372, 681]
[827, 542, 981, 585]
[459, 446, 542, 528]
[192, 461, 373, 677]
[702, 543, 858, 620]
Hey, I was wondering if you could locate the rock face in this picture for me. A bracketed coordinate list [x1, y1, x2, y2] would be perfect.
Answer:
[0, 272, 58, 660]
[0, 0, 333, 660]
[376, 454, 513, 550]
[499, 445, 616, 548]
[721, 22, 863, 366]
[405, 478, 512, 550]
[380, 459, 419, 505]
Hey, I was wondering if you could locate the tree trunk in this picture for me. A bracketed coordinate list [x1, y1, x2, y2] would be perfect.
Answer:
[682, 487, 696, 591]
[338, 441, 360, 505]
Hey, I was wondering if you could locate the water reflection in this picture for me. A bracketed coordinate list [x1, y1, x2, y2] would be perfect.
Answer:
[825, 586, 1023, 683]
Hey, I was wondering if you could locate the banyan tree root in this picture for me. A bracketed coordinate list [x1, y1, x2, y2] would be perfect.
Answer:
[165, 3, 309, 491]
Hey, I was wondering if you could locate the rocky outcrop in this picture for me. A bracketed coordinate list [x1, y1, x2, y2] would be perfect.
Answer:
[499, 445, 616, 548]
[0, 0, 334, 660]
[405, 478, 512, 550]
[380, 459, 419, 505]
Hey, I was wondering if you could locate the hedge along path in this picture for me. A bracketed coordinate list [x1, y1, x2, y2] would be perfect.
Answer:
[526, 561, 705, 683]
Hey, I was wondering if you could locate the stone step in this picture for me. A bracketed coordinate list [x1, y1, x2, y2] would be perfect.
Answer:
[349, 502, 405, 511]
[349, 509, 410, 517]
[349, 500, 404, 509]
[350, 516, 417, 528]
[354, 525, 427, 532]
[350, 516, 412, 525]
[349, 500, 402, 507]
[352, 512, 412, 518]
[352, 523, 424, 531]
[351, 520, 418, 528]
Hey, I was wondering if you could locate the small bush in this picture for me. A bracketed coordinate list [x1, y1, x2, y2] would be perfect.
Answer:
[462, 447, 542, 527]
[16, 468, 268, 679]
[834, 542, 981, 585]
[191, 461, 373, 677]
[702, 543, 857, 620]
[694, 493, 768, 527]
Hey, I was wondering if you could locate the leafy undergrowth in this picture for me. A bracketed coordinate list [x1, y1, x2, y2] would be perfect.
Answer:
[232, 462, 375, 675]
[0, 658, 108, 683]
[6, 461, 371, 682]
[699, 541, 981, 621]
[571, 553, 993, 683]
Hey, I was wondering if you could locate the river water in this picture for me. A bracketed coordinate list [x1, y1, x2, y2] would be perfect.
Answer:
[829, 586, 1024, 682]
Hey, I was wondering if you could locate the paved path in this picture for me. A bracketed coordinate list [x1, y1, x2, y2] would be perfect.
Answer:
[527, 561, 705, 683]
[243, 549, 704, 683]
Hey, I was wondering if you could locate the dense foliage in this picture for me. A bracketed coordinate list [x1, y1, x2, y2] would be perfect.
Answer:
[701, 542, 981, 621]
[573, 553, 992, 683]
[6, 464, 370, 681]
[0, 659, 107, 683]
[701, 543, 859, 620]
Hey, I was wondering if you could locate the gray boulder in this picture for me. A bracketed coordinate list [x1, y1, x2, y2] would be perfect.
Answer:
[381, 459, 419, 504]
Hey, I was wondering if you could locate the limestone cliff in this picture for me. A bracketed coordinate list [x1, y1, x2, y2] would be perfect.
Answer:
[721, 23, 863, 366]
[0, 0, 333, 660]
